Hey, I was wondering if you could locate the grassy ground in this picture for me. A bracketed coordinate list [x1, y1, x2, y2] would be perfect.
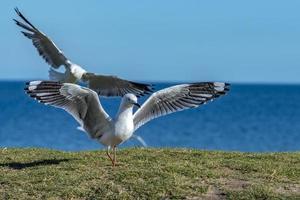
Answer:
[0, 148, 299, 199]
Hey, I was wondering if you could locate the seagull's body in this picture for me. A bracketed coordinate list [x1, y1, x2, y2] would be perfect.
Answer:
[25, 81, 230, 166]
[14, 8, 153, 97]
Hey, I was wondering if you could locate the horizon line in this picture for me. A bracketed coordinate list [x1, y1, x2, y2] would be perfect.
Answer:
[1, 78, 300, 86]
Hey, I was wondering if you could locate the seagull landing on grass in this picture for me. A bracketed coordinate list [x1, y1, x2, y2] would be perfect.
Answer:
[25, 81, 230, 166]
[14, 8, 153, 97]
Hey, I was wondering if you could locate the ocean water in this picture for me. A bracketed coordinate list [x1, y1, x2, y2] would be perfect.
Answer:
[0, 81, 300, 152]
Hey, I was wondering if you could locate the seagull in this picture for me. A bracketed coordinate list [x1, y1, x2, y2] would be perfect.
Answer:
[25, 81, 230, 166]
[14, 8, 153, 97]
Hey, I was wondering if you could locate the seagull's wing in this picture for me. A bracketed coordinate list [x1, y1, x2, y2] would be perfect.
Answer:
[133, 82, 230, 131]
[82, 73, 154, 97]
[14, 8, 69, 69]
[25, 81, 112, 139]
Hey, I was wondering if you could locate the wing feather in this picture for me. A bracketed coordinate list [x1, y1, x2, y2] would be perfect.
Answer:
[82, 73, 154, 97]
[133, 82, 230, 131]
[25, 81, 112, 139]
[14, 8, 69, 68]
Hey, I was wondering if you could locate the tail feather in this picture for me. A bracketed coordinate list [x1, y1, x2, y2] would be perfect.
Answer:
[131, 134, 148, 147]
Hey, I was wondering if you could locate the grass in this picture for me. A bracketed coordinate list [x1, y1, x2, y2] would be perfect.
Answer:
[0, 148, 299, 199]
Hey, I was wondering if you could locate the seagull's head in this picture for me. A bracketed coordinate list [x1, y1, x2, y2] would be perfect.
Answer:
[123, 93, 141, 108]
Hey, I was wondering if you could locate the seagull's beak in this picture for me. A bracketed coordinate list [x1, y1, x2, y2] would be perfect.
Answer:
[133, 103, 141, 108]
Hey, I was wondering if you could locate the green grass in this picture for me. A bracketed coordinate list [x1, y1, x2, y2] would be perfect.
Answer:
[0, 148, 299, 199]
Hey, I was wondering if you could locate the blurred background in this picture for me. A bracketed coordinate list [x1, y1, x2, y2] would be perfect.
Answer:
[1, 0, 300, 151]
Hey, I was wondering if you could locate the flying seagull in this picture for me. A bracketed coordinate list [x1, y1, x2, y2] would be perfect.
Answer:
[14, 8, 153, 97]
[25, 81, 230, 166]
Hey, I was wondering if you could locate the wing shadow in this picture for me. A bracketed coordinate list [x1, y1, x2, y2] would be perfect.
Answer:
[0, 158, 74, 170]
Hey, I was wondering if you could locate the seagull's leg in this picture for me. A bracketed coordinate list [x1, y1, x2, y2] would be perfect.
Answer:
[106, 146, 114, 165]
[113, 146, 117, 166]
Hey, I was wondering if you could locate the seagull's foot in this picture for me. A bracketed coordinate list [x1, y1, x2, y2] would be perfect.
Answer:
[111, 158, 117, 168]
[112, 161, 121, 168]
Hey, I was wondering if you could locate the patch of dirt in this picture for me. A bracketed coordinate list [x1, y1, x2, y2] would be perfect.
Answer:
[185, 186, 227, 200]
[217, 177, 251, 191]
[218, 177, 300, 196]
[274, 184, 300, 195]
[223, 179, 250, 191]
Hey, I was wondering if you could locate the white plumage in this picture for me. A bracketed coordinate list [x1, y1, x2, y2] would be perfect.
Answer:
[14, 8, 153, 97]
[25, 81, 230, 166]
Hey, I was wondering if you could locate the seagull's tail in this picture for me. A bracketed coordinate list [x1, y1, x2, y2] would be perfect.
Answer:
[48, 68, 66, 82]
[131, 134, 148, 147]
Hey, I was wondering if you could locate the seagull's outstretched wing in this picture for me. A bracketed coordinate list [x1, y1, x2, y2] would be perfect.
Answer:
[133, 82, 230, 131]
[82, 73, 154, 97]
[25, 81, 112, 139]
[14, 8, 69, 69]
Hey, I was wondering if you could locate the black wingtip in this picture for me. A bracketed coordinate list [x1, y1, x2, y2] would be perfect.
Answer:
[144, 84, 155, 93]
[21, 31, 27, 35]
[13, 7, 37, 30]
[128, 81, 155, 97]
[13, 19, 22, 26]
[14, 7, 19, 14]
[14, 7, 22, 19]
[224, 83, 231, 91]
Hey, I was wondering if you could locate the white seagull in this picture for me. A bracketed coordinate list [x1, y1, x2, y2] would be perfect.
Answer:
[25, 81, 230, 166]
[14, 8, 153, 97]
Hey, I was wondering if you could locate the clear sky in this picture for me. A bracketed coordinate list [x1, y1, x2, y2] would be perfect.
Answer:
[1, 0, 300, 83]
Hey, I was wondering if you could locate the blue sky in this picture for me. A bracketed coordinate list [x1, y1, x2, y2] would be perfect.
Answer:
[1, 0, 300, 83]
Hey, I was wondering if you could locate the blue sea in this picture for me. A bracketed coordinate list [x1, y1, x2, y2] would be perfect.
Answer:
[0, 81, 300, 152]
